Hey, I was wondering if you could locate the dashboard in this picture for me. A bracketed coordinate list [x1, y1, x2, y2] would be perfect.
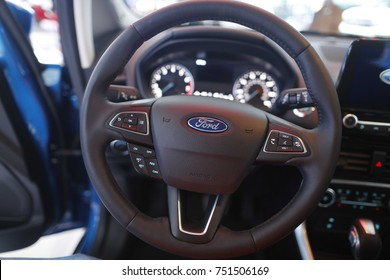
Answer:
[307, 38, 390, 260]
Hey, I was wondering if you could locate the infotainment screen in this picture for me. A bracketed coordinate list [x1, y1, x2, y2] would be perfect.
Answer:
[337, 39, 390, 112]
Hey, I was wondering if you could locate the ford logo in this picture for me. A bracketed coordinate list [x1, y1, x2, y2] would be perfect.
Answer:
[187, 117, 228, 133]
[380, 69, 390, 85]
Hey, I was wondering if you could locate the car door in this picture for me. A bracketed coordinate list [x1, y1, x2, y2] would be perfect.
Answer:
[0, 0, 90, 254]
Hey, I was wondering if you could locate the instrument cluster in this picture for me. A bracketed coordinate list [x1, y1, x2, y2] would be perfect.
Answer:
[149, 62, 280, 111]
[130, 28, 298, 112]
[144, 51, 289, 112]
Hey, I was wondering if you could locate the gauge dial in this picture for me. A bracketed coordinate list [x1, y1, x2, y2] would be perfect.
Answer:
[232, 71, 279, 109]
[150, 63, 194, 98]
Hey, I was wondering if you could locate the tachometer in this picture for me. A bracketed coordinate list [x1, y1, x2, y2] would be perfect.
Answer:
[232, 70, 279, 109]
[150, 63, 194, 97]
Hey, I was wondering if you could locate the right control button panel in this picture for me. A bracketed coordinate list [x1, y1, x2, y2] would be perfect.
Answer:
[278, 88, 314, 109]
[264, 130, 306, 154]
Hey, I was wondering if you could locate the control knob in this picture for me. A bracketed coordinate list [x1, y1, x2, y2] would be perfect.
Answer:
[342, 114, 358, 128]
[318, 188, 336, 208]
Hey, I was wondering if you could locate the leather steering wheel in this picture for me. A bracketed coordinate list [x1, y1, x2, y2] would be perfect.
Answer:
[80, 0, 341, 258]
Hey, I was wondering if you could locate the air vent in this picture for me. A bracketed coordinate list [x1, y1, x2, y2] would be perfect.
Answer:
[337, 150, 371, 173]
[337, 149, 390, 180]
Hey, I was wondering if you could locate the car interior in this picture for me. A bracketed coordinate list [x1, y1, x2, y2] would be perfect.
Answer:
[0, 0, 389, 260]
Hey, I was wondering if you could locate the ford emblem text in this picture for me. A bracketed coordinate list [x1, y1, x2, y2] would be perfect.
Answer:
[187, 117, 228, 133]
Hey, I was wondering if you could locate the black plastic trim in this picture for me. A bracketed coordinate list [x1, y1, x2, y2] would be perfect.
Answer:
[0, 159, 44, 252]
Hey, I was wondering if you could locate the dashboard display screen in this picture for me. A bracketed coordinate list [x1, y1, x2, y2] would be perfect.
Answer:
[337, 39, 390, 112]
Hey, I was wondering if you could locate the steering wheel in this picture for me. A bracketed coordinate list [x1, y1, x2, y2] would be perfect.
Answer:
[80, 0, 341, 258]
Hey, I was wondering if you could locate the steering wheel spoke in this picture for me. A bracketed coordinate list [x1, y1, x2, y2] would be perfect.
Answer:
[256, 113, 312, 166]
[104, 99, 155, 146]
[167, 186, 229, 244]
[104, 98, 164, 178]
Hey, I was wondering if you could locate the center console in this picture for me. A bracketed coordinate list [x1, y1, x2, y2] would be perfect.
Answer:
[306, 39, 390, 259]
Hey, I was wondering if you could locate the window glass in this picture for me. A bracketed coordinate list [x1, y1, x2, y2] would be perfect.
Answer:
[124, 0, 390, 38]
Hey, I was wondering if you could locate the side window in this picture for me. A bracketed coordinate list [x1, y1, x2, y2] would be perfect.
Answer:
[29, 0, 62, 65]
[9, 0, 62, 65]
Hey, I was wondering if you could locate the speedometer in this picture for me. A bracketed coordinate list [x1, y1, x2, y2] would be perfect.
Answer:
[150, 63, 194, 98]
[232, 70, 279, 109]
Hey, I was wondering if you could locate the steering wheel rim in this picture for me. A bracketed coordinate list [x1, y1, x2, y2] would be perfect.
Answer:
[80, 0, 341, 258]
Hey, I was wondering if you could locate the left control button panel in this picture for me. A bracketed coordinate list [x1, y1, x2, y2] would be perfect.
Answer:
[109, 112, 149, 135]
[129, 144, 162, 179]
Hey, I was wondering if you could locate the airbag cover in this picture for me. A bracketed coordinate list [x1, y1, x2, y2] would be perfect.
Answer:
[151, 96, 267, 194]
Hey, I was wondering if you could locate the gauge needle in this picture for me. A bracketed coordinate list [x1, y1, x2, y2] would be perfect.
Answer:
[161, 82, 174, 94]
[246, 90, 259, 101]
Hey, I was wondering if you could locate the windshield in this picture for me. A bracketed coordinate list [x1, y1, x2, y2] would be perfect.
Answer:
[125, 0, 390, 38]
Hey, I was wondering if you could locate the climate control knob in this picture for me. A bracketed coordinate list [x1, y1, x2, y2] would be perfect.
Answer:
[343, 114, 358, 128]
[319, 188, 336, 208]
